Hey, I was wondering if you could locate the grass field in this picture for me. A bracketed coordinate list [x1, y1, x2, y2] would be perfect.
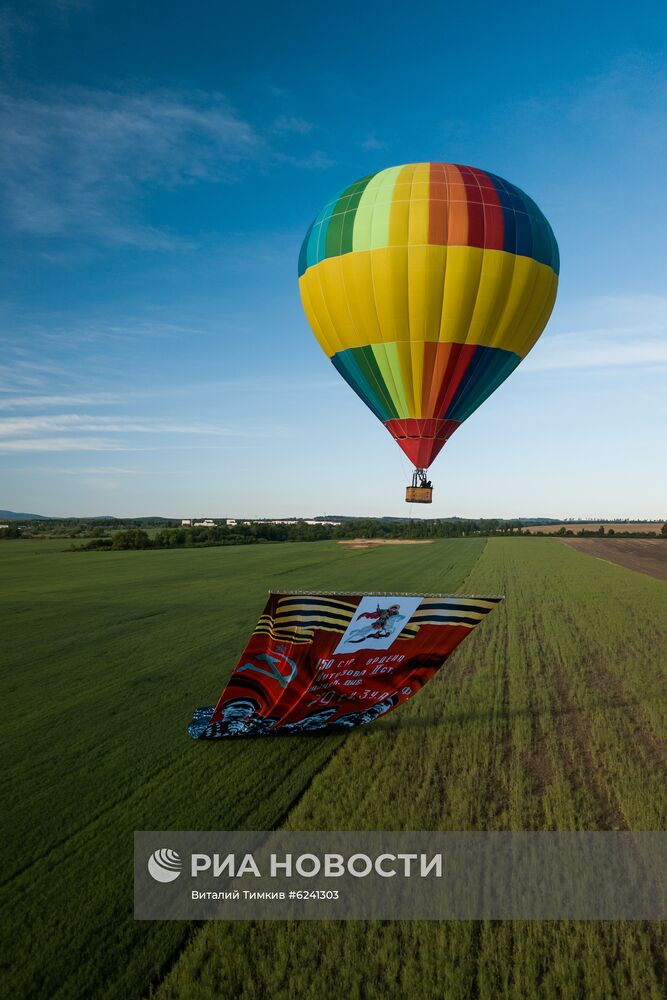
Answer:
[2, 537, 665, 998]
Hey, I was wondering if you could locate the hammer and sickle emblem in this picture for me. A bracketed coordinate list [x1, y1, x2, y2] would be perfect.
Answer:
[238, 652, 297, 688]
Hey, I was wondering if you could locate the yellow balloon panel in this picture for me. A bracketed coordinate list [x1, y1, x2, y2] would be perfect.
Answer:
[298, 246, 556, 358]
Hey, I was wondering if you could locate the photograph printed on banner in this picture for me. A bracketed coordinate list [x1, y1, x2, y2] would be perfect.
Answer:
[333, 595, 423, 655]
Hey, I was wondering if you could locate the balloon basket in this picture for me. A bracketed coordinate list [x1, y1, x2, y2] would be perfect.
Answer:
[405, 487, 433, 504]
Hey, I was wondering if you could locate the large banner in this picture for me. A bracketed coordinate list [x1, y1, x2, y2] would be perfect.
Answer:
[189, 591, 502, 738]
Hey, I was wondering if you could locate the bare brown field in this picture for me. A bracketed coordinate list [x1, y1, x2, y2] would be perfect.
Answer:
[559, 537, 667, 581]
[338, 538, 435, 550]
[523, 522, 662, 534]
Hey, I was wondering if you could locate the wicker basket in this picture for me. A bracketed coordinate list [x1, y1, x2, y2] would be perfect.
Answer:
[405, 486, 433, 504]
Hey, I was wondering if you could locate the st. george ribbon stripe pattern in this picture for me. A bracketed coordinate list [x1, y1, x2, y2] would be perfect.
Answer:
[255, 594, 502, 644]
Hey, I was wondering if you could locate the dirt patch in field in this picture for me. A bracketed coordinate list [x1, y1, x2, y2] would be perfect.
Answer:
[338, 539, 435, 550]
[559, 538, 667, 581]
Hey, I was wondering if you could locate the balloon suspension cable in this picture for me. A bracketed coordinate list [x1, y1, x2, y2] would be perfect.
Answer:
[411, 468, 432, 489]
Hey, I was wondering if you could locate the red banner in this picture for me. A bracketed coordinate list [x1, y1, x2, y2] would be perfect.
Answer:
[189, 591, 502, 738]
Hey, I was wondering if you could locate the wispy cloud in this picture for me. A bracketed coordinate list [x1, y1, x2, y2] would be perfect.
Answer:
[0, 408, 291, 452]
[567, 54, 667, 143]
[505, 53, 667, 173]
[528, 333, 667, 372]
[525, 295, 667, 372]
[0, 357, 81, 392]
[0, 86, 262, 247]
[0, 413, 268, 437]
[0, 436, 119, 452]
[360, 133, 386, 151]
[0, 437, 272, 453]
[4, 464, 207, 475]
[50, 0, 93, 11]
[0, 392, 126, 410]
[272, 114, 313, 135]
[0, 83, 335, 248]
[276, 149, 335, 170]
[0, 9, 31, 71]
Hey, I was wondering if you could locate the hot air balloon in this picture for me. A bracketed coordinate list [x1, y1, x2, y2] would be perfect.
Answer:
[298, 163, 559, 503]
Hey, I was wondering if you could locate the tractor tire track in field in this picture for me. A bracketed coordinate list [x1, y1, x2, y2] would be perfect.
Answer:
[512, 590, 631, 831]
[548, 618, 666, 830]
[547, 649, 628, 829]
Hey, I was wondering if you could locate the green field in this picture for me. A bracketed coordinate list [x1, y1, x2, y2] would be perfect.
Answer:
[1, 537, 665, 998]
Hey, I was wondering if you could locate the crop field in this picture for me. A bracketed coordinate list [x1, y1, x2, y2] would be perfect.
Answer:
[1, 537, 665, 999]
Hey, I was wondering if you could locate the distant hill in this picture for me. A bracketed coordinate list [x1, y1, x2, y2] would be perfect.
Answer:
[72, 515, 172, 522]
[0, 511, 173, 522]
[0, 509, 50, 520]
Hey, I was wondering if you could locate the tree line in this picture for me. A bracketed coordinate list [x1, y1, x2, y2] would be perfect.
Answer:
[3, 519, 666, 547]
[73, 519, 667, 550]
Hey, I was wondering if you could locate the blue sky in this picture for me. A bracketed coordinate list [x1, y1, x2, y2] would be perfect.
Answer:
[1, 0, 665, 519]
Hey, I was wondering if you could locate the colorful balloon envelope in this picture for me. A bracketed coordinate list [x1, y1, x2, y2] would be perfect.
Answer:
[298, 162, 559, 491]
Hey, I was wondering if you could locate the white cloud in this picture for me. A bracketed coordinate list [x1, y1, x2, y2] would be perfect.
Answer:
[0, 436, 119, 452]
[0, 437, 272, 453]
[527, 336, 667, 372]
[0, 358, 78, 391]
[0, 392, 125, 410]
[0, 408, 290, 453]
[0, 413, 265, 437]
[525, 294, 667, 372]
[5, 464, 204, 475]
